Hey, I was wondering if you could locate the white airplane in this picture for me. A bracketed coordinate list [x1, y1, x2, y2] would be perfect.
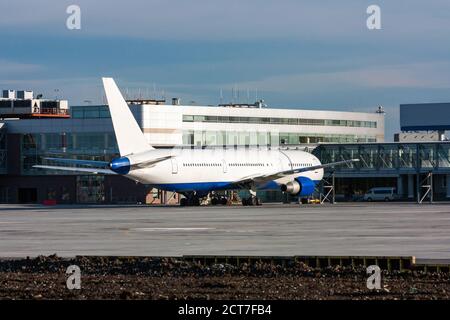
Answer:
[35, 78, 359, 206]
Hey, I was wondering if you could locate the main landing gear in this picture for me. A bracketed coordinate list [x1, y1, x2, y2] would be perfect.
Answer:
[241, 190, 262, 206]
[179, 190, 261, 207]
[211, 196, 228, 205]
[241, 196, 261, 206]
[179, 192, 201, 206]
[180, 191, 231, 206]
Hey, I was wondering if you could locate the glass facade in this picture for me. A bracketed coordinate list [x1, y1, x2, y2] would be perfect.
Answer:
[183, 114, 377, 128]
[182, 130, 376, 147]
[71, 105, 110, 119]
[21, 132, 119, 175]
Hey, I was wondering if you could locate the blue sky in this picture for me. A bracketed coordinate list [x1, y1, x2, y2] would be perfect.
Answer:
[1, 0, 450, 140]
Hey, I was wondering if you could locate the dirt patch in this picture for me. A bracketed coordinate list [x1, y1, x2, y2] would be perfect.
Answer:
[0, 256, 448, 300]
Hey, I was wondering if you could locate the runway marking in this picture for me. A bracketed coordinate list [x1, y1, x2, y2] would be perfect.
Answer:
[133, 227, 215, 232]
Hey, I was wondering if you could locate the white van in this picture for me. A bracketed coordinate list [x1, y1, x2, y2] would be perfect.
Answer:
[363, 187, 396, 202]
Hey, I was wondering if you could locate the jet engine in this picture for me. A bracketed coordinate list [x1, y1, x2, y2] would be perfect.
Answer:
[280, 181, 301, 194]
[280, 177, 316, 196]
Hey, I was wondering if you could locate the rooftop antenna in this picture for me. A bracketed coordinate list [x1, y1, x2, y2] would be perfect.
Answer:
[376, 105, 385, 114]
[231, 86, 234, 104]
[101, 85, 106, 104]
[153, 83, 156, 99]
[220, 88, 223, 104]
[247, 88, 250, 104]
[255, 88, 258, 101]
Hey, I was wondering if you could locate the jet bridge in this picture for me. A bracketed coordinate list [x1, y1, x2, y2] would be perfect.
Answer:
[313, 142, 450, 202]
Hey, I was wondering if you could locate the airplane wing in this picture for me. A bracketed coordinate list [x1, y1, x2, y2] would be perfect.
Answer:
[33, 165, 116, 175]
[231, 159, 359, 186]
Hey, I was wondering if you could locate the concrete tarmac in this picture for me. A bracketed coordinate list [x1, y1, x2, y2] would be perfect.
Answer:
[0, 203, 449, 259]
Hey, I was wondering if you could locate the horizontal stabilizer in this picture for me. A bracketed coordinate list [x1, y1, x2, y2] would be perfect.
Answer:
[132, 155, 174, 168]
[44, 157, 109, 167]
[33, 165, 116, 175]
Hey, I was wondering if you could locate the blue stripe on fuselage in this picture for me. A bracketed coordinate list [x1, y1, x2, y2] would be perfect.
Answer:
[152, 182, 232, 192]
[151, 180, 321, 193]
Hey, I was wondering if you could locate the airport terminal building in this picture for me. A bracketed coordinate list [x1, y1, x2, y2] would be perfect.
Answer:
[0, 91, 385, 204]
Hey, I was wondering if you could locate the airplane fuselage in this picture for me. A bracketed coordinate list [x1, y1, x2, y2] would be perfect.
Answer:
[121, 148, 324, 193]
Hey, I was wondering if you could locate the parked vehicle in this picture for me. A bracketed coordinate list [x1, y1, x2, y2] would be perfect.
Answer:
[363, 187, 396, 202]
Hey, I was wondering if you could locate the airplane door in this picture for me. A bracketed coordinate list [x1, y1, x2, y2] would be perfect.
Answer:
[277, 155, 285, 171]
[279, 150, 292, 170]
[171, 158, 178, 174]
[222, 159, 227, 173]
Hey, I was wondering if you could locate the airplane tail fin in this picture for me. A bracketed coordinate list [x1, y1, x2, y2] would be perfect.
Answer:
[102, 77, 153, 156]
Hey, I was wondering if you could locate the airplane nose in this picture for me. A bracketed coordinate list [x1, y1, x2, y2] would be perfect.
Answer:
[109, 157, 131, 174]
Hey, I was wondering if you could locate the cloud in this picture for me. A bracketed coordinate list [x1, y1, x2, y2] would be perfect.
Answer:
[343, 62, 450, 89]
[0, 59, 44, 75]
[222, 61, 450, 95]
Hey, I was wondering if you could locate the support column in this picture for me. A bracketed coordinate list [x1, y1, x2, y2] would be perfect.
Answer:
[430, 173, 433, 203]
[416, 173, 420, 203]
[332, 173, 335, 204]
[408, 174, 414, 199]
[447, 175, 450, 199]
[397, 175, 404, 198]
